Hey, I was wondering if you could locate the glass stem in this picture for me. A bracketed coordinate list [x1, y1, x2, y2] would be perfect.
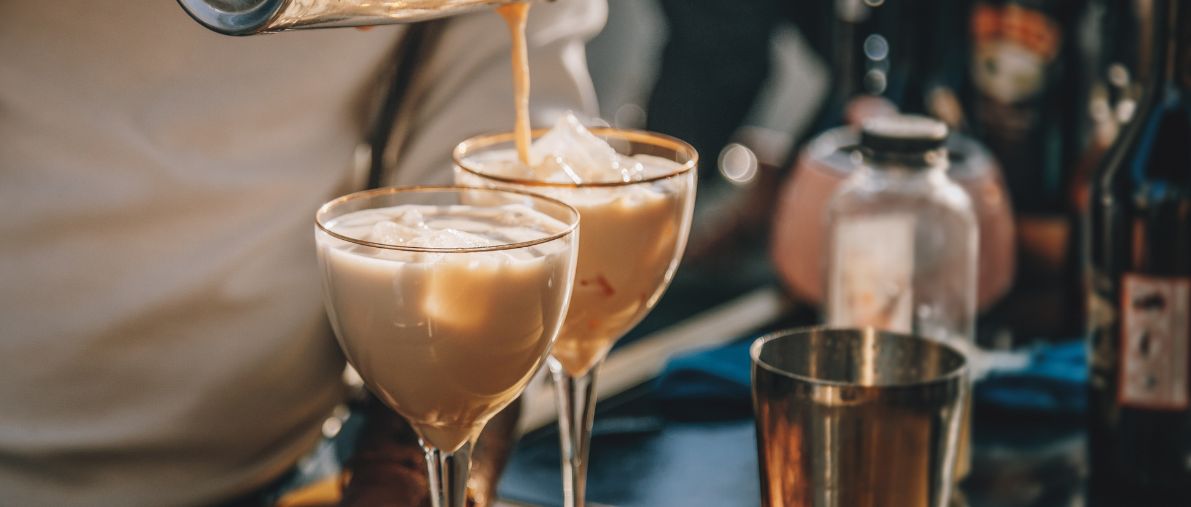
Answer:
[551, 359, 600, 507]
[423, 440, 473, 507]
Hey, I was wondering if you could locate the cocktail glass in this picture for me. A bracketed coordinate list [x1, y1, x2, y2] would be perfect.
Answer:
[454, 131, 697, 507]
[315, 186, 580, 507]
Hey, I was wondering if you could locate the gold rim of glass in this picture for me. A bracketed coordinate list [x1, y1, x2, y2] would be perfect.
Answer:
[452, 127, 698, 188]
[749, 326, 969, 388]
[315, 185, 580, 253]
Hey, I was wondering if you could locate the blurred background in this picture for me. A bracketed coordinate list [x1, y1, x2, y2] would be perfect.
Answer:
[588, 0, 824, 168]
[583, 0, 1134, 347]
[499, 0, 1142, 505]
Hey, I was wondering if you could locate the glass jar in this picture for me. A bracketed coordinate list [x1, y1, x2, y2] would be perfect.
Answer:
[826, 115, 978, 345]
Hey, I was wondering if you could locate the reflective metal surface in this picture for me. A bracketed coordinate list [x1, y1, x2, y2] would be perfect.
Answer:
[751, 328, 968, 507]
[177, 0, 540, 35]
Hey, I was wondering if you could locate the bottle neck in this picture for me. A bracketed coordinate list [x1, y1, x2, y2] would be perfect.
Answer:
[1155, 0, 1191, 93]
[830, 13, 865, 101]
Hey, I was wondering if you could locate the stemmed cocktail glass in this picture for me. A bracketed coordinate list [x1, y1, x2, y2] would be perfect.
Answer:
[454, 131, 697, 507]
[315, 186, 580, 507]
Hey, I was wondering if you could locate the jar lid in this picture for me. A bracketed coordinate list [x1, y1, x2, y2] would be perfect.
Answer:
[860, 115, 948, 157]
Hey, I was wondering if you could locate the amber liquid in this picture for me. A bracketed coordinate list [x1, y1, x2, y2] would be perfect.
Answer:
[496, 3, 532, 164]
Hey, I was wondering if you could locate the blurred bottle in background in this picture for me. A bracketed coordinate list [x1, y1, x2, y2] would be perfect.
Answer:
[826, 115, 978, 345]
[1087, 0, 1191, 502]
[795, 0, 937, 136]
[960, 0, 1093, 339]
[772, 126, 1014, 316]
[965, 0, 1086, 219]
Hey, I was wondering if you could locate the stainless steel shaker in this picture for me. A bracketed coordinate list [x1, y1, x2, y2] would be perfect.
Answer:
[177, 0, 541, 35]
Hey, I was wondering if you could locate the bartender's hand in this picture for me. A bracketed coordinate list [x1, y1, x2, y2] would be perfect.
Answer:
[338, 397, 521, 507]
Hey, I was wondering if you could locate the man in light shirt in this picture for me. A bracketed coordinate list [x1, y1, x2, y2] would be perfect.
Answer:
[0, 1, 605, 505]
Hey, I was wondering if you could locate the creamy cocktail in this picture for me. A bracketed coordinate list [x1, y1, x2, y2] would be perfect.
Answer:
[477, 6, 694, 507]
[455, 116, 696, 375]
[315, 187, 579, 507]
[454, 117, 697, 506]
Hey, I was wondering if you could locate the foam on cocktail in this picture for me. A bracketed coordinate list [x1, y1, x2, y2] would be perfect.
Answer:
[467, 113, 680, 185]
[317, 203, 574, 451]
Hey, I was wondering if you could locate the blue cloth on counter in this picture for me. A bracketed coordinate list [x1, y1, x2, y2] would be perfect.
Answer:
[975, 340, 1087, 416]
[655, 340, 755, 408]
[652, 339, 756, 420]
[653, 338, 1088, 419]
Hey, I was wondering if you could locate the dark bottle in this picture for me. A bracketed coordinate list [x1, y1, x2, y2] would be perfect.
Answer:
[791, 0, 957, 141]
[967, 0, 1087, 216]
[963, 0, 1092, 340]
[1088, 0, 1191, 503]
[795, 0, 897, 141]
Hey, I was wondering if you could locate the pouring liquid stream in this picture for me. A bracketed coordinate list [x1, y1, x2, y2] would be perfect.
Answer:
[496, 2, 533, 164]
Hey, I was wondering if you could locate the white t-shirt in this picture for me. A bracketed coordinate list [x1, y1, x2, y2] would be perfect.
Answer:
[0, 1, 603, 505]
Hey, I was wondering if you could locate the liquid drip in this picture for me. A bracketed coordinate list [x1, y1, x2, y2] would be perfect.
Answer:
[496, 2, 533, 164]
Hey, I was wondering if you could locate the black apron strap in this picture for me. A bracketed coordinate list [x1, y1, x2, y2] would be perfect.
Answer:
[366, 20, 447, 189]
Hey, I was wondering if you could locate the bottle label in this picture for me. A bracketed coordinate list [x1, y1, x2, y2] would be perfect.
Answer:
[828, 215, 915, 334]
[1118, 274, 1191, 410]
[970, 3, 1061, 105]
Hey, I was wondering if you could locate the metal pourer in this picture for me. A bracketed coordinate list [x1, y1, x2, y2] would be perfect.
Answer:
[177, 0, 542, 35]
